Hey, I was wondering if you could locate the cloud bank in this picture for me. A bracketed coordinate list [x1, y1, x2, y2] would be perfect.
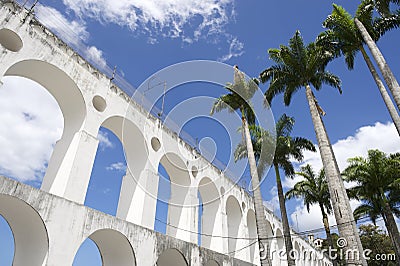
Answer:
[284, 122, 400, 234]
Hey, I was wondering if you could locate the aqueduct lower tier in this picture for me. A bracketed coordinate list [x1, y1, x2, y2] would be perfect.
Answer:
[0, 2, 331, 265]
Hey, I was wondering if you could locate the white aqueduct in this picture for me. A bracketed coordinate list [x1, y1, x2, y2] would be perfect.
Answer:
[0, 1, 332, 265]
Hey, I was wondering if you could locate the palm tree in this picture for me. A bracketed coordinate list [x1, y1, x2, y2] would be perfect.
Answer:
[319, 0, 400, 135]
[235, 114, 315, 266]
[286, 165, 336, 265]
[342, 149, 400, 260]
[210, 66, 272, 266]
[354, 1, 400, 112]
[260, 31, 367, 265]
[374, 0, 400, 17]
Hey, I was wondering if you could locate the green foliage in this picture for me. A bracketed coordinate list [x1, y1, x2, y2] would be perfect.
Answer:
[260, 30, 341, 106]
[318, 0, 400, 70]
[286, 164, 332, 214]
[359, 224, 397, 266]
[234, 114, 315, 177]
[342, 149, 400, 223]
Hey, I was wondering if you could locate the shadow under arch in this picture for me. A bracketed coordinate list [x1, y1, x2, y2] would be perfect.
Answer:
[197, 176, 221, 250]
[74, 229, 136, 266]
[156, 248, 188, 266]
[226, 195, 242, 256]
[101, 115, 148, 178]
[92, 115, 148, 217]
[0, 194, 48, 266]
[3, 60, 87, 193]
[158, 152, 192, 240]
[204, 260, 220, 266]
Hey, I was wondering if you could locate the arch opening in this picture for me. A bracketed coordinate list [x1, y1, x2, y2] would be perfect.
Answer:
[4, 60, 85, 139]
[87, 116, 147, 216]
[156, 153, 192, 240]
[226, 195, 242, 256]
[73, 238, 102, 266]
[2, 60, 86, 194]
[0, 194, 49, 266]
[0, 214, 14, 265]
[156, 248, 188, 266]
[198, 177, 220, 250]
[0, 75, 63, 186]
[73, 229, 136, 266]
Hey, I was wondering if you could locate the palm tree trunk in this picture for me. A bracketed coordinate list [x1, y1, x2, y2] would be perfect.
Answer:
[319, 203, 337, 266]
[360, 46, 400, 135]
[242, 116, 272, 266]
[274, 164, 296, 266]
[382, 200, 400, 260]
[305, 84, 367, 266]
[355, 18, 400, 111]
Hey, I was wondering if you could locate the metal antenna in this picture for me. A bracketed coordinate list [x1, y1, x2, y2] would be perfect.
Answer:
[22, 0, 39, 23]
[158, 81, 167, 118]
[110, 66, 117, 81]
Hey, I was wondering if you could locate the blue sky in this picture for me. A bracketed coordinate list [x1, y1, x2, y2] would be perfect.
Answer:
[1, 0, 400, 264]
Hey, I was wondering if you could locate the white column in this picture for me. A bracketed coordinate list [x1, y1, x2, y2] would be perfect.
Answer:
[116, 167, 160, 229]
[41, 130, 99, 204]
[167, 186, 198, 243]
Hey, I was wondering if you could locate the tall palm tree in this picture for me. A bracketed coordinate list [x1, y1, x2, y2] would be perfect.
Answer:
[260, 31, 367, 265]
[210, 66, 272, 266]
[286, 165, 336, 265]
[354, 1, 400, 111]
[319, 0, 400, 135]
[374, 0, 400, 17]
[235, 114, 315, 266]
[342, 149, 400, 260]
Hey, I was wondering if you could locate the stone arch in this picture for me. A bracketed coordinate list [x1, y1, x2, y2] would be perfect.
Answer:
[158, 152, 192, 241]
[74, 229, 136, 266]
[100, 115, 148, 178]
[226, 195, 242, 256]
[156, 248, 188, 266]
[198, 176, 221, 250]
[0, 28, 23, 52]
[246, 209, 258, 264]
[0, 194, 49, 266]
[3, 60, 85, 138]
[3, 60, 87, 197]
[85, 114, 149, 216]
[204, 260, 220, 266]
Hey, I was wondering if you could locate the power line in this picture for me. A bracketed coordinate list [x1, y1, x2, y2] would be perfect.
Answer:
[154, 215, 383, 241]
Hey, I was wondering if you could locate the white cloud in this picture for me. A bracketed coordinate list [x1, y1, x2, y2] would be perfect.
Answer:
[264, 186, 280, 216]
[97, 130, 114, 149]
[85, 46, 107, 68]
[0, 77, 63, 182]
[285, 122, 400, 235]
[35, 4, 107, 69]
[62, 0, 235, 42]
[36, 4, 89, 46]
[303, 122, 399, 173]
[106, 162, 126, 172]
[290, 199, 361, 237]
[219, 37, 245, 62]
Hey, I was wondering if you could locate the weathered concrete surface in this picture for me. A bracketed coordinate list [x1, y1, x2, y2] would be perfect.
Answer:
[0, 175, 255, 266]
